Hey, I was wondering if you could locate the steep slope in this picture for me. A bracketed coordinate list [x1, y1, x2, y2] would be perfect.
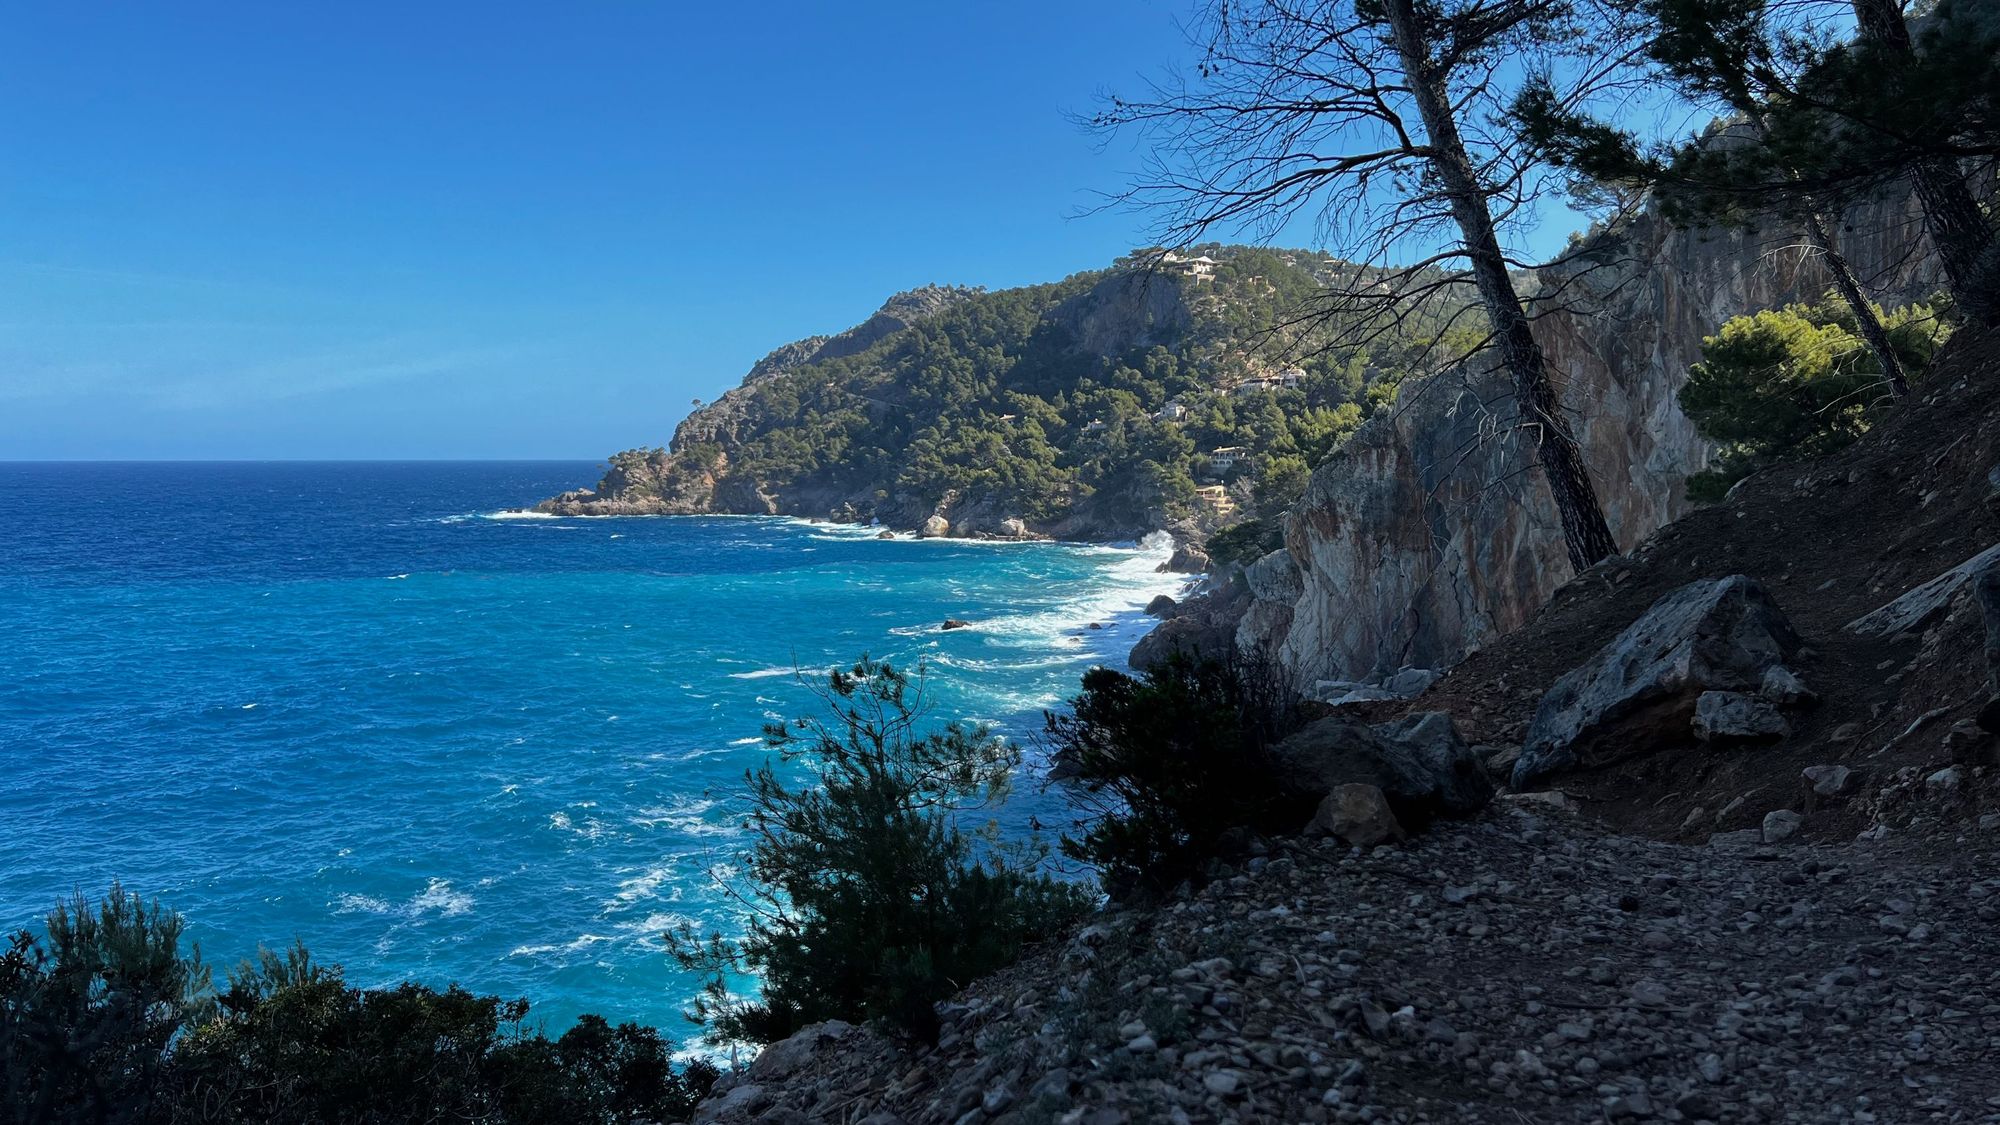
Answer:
[1240, 188, 1942, 683]
[541, 248, 1474, 539]
[1396, 321, 2000, 840]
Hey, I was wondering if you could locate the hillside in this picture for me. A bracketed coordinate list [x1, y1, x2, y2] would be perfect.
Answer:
[539, 248, 1477, 540]
[676, 323, 2000, 1125]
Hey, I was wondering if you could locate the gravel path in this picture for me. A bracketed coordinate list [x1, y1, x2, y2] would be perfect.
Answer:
[693, 796, 2000, 1124]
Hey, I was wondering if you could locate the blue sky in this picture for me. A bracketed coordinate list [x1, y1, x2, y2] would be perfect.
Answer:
[0, 2, 1581, 459]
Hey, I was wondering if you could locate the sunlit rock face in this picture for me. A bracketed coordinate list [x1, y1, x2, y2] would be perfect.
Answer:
[1249, 188, 1938, 684]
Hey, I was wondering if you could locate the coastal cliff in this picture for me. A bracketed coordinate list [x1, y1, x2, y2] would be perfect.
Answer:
[539, 248, 1467, 540]
[1241, 188, 1943, 685]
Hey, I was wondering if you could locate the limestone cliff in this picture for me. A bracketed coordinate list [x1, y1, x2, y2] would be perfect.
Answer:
[1243, 188, 1941, 684]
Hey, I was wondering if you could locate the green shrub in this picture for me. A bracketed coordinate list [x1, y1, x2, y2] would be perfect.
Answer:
[0, 884, 211, 1124]
[1046, 653, 1308, 900]
[671, 657, 1094, 1044]
[1, 891, 714, 1125]
[1680, 298, 1951, 500]
[1205, 518, 1283, 570]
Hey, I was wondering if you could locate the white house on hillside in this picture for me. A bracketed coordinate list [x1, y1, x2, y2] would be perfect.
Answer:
[1159, 251, 1218, 280]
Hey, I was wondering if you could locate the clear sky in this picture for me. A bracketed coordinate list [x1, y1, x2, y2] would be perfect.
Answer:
[0, 2, 1583, 460]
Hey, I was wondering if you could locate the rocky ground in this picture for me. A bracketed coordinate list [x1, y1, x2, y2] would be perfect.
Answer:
[687, 794, 2000, 1125]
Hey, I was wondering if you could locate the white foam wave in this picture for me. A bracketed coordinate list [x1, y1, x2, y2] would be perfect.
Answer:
[726, 667, 796, 681]
[334, 893, 392, 915]
[508, 933, 613, 958]
[333, 877, 474, 920]
[482, 509, 558, 521]
[629, 797, 736, 839]
[411, 877, 475, 917]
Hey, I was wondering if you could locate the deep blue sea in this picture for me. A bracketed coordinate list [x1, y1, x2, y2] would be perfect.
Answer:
[0, 462, 1186, 1033]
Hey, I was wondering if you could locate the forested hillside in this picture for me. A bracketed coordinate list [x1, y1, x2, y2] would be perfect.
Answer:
[541, 247, 1478, 539]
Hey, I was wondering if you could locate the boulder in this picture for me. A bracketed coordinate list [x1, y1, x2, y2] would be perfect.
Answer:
[1691, 691, 1789, 743]
[1846, 542, 2000, 641]
[941, 619, 972, 631]
[920, 514, 951, 538]
[1383, 667, 1442, 698]
[1128, 586, 1248, 671]
[998, 517, 1028, 538]
[1803, 764, 1852, 797]
[1270, 711, 1492, 820]
[746, 1020, 853, 1083]
[876, 530, 896, 540]
[1158, 544, 1213, 574]
[1306, 783, 1405, 846]
[1512, 576, 1801, 788]
[1144, 594, 1180, 619]
[1761, 809, 1802, 844]
[1977, 563, 2000, 731]
[1759, 666, 1816, 706]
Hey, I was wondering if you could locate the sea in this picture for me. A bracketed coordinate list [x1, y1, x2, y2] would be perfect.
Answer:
[0, 461, 1188, 1033]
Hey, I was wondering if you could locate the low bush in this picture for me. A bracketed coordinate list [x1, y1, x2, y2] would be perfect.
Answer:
[671, 657, 1094, 1045]
[0, 888, 715, 1125]
[1680, 297, 1952, 500]
[1046, 652, 1308, 900]
[1204, 518, 1283, 570]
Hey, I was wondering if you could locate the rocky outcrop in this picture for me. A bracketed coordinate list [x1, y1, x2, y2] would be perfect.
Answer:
[1510, 576, 1801, 787]
[1245, 186, 1944, 684]
[1158, 544, 1213, 574]
[1128, 582, 1248, 671]
[536, 448, 742, 516]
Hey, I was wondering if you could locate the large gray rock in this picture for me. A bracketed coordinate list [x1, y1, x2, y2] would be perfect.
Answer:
[1846, 542, 2000, 640]
[1513, 576, 1801, 788]
[1306, 783, 1406, 846]
[746, 1020, 854, 1082]
[1271, 711, 1492, 820]
[1973, 561, 2000, 731]
[920, 514, 951, 538]
[1692, 691, 1789, 743]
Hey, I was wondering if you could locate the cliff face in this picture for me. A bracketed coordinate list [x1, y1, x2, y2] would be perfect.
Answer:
[553, 267, 1215, 538]
[1244, 189, 1940, 684]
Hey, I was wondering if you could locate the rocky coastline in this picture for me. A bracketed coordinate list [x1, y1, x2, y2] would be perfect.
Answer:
[677, 322, 2000, 1125]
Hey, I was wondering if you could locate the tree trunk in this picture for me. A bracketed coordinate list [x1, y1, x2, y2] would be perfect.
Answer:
[1736, 91, 1912, 397]
[1800, 208, 1912, 396]
[1850, 0, 2000, 323]
[1382, 0, 1619, 572]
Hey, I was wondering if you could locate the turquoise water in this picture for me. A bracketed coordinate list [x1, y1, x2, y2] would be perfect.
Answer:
[0, 462, 1184, 1030]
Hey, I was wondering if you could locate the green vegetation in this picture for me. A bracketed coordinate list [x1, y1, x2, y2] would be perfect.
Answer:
[1045, 653, 1307, 900]
[0, 887, 716, 1125]
[670, 658, 1093, 1045]
[685, 246, 1468, 531]
[1204, 518, 1285, 570]
[1680, 297, 1952, 500]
